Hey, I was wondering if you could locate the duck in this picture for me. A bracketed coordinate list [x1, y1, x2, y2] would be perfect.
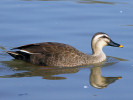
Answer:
[6, 32, 123, 67]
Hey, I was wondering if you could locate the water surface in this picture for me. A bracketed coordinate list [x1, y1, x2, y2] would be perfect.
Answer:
[0, 0, 133, 100]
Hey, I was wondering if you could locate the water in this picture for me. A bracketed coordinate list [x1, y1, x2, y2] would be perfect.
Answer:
[0, 0, 133, 100]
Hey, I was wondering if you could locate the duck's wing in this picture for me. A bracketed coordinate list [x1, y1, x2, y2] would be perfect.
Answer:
[10, 42, 80, 54]
[7, 42, 72, 61]
[12, 43, 40, 50]
[11, 43, 42, 54]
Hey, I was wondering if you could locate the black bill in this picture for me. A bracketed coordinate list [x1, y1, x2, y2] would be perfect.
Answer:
[108, 39, 123, 48]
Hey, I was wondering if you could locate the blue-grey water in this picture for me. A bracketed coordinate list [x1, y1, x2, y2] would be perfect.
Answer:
[0, 0, 133, 100]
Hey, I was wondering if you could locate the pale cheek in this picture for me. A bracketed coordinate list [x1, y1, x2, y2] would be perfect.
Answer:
[104, 42, 108, 46]
[103, 40, 108, 45]
[103, 40, 109, 46]
[102, 42, 107, 47]
[97, 41, 107, 48]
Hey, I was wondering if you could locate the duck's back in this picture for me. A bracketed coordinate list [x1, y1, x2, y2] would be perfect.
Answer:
[8, 42, 89, 67]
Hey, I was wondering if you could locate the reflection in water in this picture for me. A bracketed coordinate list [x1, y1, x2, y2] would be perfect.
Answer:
[0, 60, 80, 80]
[90, 66, 121, 89]
[0, 46, 6, 50]
[127, 25, 133, 26]
[0, 56, 125, 89]
[88, 56, 125, 89]
[23, 0, 118, 5]
[78, 0, 115, 4]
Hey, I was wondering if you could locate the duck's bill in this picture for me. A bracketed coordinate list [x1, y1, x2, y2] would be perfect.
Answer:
[108, 39, 123, 48]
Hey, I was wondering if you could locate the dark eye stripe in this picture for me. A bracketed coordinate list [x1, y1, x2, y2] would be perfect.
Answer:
[102, 36, 107, 38]
[101, 36, 110, 40]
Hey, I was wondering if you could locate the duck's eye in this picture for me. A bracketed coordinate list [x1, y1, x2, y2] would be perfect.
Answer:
[102, 36, 107, 38]
[101, 36, 110, 40]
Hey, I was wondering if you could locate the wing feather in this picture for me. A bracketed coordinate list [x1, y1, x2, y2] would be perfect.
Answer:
[11, 42, 81, 55]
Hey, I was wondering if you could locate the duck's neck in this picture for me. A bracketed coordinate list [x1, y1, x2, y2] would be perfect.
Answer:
[88, 45, 106, 63]
[92, 46, 105, 56]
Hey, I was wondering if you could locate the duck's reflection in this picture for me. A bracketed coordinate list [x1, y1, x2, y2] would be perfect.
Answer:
[0, 56, 125, 89]
[90, 66, 121, 89]
[0, 60, 80, 80]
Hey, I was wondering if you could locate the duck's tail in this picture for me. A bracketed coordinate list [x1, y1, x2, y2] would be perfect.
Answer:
[6, 51, 22, 59]
[6, 51, 31, 61]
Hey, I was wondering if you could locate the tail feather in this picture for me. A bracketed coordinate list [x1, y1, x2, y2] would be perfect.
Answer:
[6, 51, 30, 61]
[6, 51, 23, 60]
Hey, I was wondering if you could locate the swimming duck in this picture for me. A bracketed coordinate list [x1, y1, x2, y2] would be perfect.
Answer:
[7, 32, 123, 67]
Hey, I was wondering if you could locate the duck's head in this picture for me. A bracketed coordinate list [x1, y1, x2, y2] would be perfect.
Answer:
[91, 32, 123, 53]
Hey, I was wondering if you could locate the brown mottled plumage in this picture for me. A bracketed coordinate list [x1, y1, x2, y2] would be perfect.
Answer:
[7, 32, 123, 67]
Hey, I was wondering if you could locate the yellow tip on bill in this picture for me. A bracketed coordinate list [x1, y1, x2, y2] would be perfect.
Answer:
[117, 77, 122, 79]
[119, 45, 123, 48]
